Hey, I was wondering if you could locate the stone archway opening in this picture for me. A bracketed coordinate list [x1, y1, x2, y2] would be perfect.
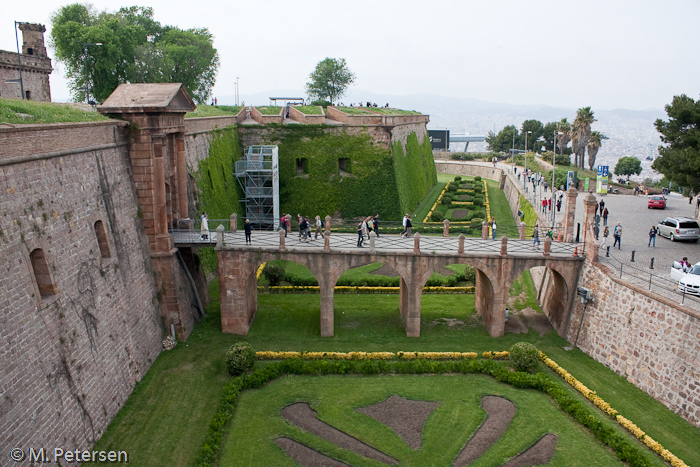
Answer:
[504, 269, 553, 336]
[419, 263, 478, 337]
[538, 267, 570, 335]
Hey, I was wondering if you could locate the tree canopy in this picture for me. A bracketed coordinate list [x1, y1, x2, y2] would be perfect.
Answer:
[614, 156, 642, 179]
[305, 58, 355, 105]
[50, 4, 219, 104]
[652, 94, 700, 192]
[571, 107, 596, 169]
[486, 125, 518, 153]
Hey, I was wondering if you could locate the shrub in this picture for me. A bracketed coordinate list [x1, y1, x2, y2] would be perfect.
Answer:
[263, 263, 286, 286]
[226, 342, 256, 376]
[447, 183, 458, 192]
[310, 99, 332, 108]
[441, 194, 452, 205]
[509, 342, 540, 373]
[474, 176, 482, 182]
[454, 176, 462, 181]
[473, 184, 483, 193]
[431, 211, 445, 222]
[472, 198, 483, 207]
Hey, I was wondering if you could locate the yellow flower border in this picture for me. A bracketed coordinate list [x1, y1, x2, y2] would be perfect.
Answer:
[541, 353, 688, 467]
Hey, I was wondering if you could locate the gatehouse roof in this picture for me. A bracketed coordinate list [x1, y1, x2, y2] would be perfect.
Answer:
[98, 83, 196, 114]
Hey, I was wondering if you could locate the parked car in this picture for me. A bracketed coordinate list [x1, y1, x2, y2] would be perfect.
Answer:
[647, 195, 666, 209]
[670, 261, 700, 295]
[657, 217, 700, 242]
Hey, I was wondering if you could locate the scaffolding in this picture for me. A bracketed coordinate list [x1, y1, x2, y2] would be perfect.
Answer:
[234, 145, 280, 230]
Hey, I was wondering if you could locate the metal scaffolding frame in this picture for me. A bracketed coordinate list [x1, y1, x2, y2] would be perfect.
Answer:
[234, 145, 280, 230]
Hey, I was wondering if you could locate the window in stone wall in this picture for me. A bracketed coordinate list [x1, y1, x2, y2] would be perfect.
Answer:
[338, 158, 351, 174]
[296, 158, 308, 175]
[25, 90, 31, 100]
[30, 248, 57, 297]
[27, 48, 34, 55]
[94, 220, 111, 258]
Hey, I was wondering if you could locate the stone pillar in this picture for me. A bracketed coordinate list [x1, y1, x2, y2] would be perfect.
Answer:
[230, 213, 238, 232]
[324, 232, 330, 251]
[279, 229, 286, 252]
[413, 232, 421, 254]
[481, 221, 488, 239]
[500, 236, 507, 255]
[563, 187, 579, 242]
[458, 233, 465, 254]
[519, 221, 527, 240]
[216, 225, 225, 248]
[582, 193, 598, 257]
[443, 219, 450, 236]
[319, 281, 335, 337]
[218, 250, 257, 334]
[369, 230, 376, 254]
[325, 215, 332, 235]
[152, 135, 168, 236]
[176, 134, 188, 220]
[543, 236, 551, 256]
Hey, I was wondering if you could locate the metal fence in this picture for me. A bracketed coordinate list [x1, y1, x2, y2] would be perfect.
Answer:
[598, 251, 700, 308]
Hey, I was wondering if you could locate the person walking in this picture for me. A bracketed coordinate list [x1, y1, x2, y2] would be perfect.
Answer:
[491, 217, 497, 240]
[299, 216, 309, 242]
[401, 214, 409, 237]
[373, 214, 380, 238]
[602, 207, 609, 226]
[599, 199, 605, 212]
[314, 215, 325, 239]
[548, 198, 552, 211]
[600, 225, 609, 249]
[648, 225, 657, 247]
[541, 198, 547, 214]
[280, 214, 288, 237]
[304, 216, 312, 240]
[357, 220, 364, 247]
[532, 224, 540, 250]
[613, 222, 622, 249]
[200, 212, 209, 240]
[556, 197, 562, 212]
[404, 215, 413, 238]
[244, 219, 252, 245]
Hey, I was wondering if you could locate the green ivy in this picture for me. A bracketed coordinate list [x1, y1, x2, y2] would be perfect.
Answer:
[392, 133, 437, 215]
[519, 194, 538, 236]
[194, 126, 244, 272]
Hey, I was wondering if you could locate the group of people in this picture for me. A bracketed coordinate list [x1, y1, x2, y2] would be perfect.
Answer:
[277, 214, 327, 243]
[357, 215, 381, 247]
[531, 223, 554, 249]
[599, 222, 622, 249]
[347, 102, 389, 108]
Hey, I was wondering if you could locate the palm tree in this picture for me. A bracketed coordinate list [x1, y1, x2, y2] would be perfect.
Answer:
[571, 107, 596, 169]
[556, 118, 571, 158]
[586, 131, 609, 171]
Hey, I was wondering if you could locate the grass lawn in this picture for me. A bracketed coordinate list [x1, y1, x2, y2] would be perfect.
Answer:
[365, 107, 422, 115]
[335, 106, 375, 115]
[294, 105, 324, 115]
[222, 375, 627, 466]
[0, 97, 110, 124]
[185, 105, 241, 118]
[256, 106, 282, 115]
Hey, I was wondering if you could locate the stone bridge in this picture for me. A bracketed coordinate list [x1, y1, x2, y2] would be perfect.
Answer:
[208, 230, 585, 338]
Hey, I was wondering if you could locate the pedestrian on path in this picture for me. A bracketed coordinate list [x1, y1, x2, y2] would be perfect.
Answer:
[648, 225, 657, 247]
[532, 224, 540, 250]
[491, 217, 497, 240]
[244, 219, 252, 245]
[600, 225, 609, 249]
[357, 220, 364, 247]
[280, 214, 288, 237]
[613, 222, 622, 249]
[373, 214, 380, 238]
[200, 212, 209, 240]
[315, 215, 325, 239]
[602, 207, 609, 226]
[542, 198, 548, 213]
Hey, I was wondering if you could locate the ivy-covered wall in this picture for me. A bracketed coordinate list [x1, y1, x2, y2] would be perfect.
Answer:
[392, 132, 437, 215]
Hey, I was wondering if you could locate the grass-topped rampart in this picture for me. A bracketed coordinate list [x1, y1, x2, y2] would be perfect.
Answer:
[0, 97, 111, 124]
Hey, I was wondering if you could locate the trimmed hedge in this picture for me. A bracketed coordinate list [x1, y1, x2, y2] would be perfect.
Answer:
[194, 355, 659, 467]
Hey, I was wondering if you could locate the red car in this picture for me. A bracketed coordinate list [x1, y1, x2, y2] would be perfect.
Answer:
[648, 195, 666, 209]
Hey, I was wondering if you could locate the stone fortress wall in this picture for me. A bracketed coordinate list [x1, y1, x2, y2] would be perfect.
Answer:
[435, 160, 700, 427]
[0, 121, 164, 460]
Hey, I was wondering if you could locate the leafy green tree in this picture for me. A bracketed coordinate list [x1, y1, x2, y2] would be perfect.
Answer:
[614, 156, 642, 181]
[571, 107, 596, 168]
[586, 130, 608, 171]
[541, 119, 572, 155]
[521, 119, 544, 152]
[51, 4, 219, 103]
[305, 58, 355, 104]
[652, 94, 700, 193]
[486, 125, 518, 153]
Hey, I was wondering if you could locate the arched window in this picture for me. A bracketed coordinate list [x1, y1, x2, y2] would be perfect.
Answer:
[94, 220, 111, 258]
[30, 248, 56, 297]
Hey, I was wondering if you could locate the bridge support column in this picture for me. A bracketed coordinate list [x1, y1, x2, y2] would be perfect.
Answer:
[320, 285, 334, 337]
[217, 250, 257, 334]
[399, 276, 421, 337]
[475, 266, 506, 337]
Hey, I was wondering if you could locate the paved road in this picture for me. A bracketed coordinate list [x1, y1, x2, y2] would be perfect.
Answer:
[572, 191, 700, 274]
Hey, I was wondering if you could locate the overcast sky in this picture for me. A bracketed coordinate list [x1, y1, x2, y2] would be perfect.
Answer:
[2, 0, 698, 110]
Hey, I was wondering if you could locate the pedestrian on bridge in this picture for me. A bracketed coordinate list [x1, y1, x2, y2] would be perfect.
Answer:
[491, 218, 497, 240]
[200, 212, 209, 240]
[357, 220, 365, 247]
[315, 216, 325, 240]
[532, 224, 540, 250]
[244, 219, 252, 245]
[373, 214, 380, 238]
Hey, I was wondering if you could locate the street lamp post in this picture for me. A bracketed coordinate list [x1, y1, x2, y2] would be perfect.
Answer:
[235, 77, 239, 106]
[83, 42, 102, 104]
[552, 131, 564, 226]
[524, 130, 532, 181]
[14, 21, 25, 99]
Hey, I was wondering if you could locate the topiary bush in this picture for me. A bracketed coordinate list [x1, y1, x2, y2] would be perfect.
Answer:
[472, 198, 483, 207]
[226, 342, 256, 376]
[431, 211, 445, 222]
[441, 194, 452, 205]
[473, 184, 483, 193]
[454, 176, 462, 181]
[447, 183, 458, 192]
[263, 263, 286, 286]
[509, 342, 540, 373]
[474, 176, 482, 182]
